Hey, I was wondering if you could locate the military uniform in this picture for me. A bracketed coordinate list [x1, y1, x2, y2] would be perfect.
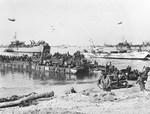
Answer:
[101, 75, 112, 91]
[136, 76, 146, 91]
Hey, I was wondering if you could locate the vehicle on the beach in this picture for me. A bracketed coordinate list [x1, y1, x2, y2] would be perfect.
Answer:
[4, 32, 50, 54]
[120, 66, 140, 80]
[109, 74, 129, 89]
[97, 73, 129, 90]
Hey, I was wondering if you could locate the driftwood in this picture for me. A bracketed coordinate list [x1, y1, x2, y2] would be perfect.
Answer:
[0, 95, 20, 103]
[0, 91, 54, 108]
[0, 92, 37, 103]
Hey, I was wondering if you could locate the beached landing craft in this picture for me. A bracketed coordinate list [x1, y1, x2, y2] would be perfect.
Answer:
[82, 49, 150, 60]
[94, 50, 150, 60]
[4, 33, 50, 55]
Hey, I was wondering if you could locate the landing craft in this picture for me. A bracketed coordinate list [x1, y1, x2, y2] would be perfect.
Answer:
[8, 18, 16, 22]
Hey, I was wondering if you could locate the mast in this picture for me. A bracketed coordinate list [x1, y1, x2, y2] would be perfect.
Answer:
[14, 32, 17, 41]
[14, 32, 19, 50]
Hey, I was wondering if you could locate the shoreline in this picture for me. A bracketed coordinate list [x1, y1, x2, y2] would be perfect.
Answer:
[1, 80, 150, 114]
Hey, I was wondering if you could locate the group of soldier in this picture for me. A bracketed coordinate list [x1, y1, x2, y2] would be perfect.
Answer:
[0, 54, 32, 63]
[97, 61, 150, 92]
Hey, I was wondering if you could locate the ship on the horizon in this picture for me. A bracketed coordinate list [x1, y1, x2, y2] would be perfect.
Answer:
[116, 40, 150, 51]
[4, 32, 50, 55]
[104, 43, 115, 47]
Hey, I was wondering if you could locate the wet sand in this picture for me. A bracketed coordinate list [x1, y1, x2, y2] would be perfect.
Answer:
[1, 80, 150, 114]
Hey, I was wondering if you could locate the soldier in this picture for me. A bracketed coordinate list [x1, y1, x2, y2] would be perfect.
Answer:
[136, 75, 146, 91]
[97, 70, 104, 89]
[94, 60, 98, 67]
[100, 73, 112, 92]
[136, 67, 150, 91]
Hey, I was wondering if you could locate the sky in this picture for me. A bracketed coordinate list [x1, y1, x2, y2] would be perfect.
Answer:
[0, 0, 150, 46]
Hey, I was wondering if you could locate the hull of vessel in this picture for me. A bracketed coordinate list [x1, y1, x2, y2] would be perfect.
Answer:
[4, 45, 50, 53]
[83, 51, 150, 60]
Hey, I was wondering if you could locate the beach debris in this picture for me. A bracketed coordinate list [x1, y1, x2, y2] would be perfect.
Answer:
[0, 95, 20, 103]
[0, 91, 54, 108]
[81, 88, 95, 96]
[94, 92, 117, 102]
[65, 87, 77, 95]
[62, 93, 90, 102]
[80, 87, 123, 102]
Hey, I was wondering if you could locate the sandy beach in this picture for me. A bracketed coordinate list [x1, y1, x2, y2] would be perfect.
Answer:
[1, 80, 150, 114]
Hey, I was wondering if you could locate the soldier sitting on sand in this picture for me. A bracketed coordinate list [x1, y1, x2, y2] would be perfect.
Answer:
[97, 71, 112, 92]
